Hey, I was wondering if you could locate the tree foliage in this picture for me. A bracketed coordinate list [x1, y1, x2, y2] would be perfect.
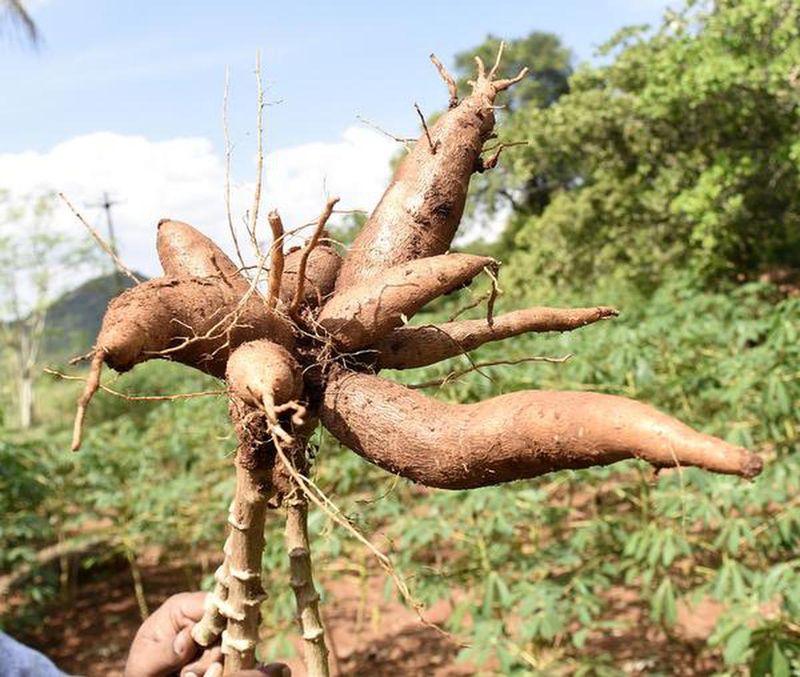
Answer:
[501, 0, 800, 291]
[0, 193, 97, 428]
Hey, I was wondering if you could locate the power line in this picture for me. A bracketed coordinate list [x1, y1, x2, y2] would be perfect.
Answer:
[87, 192, 125, 291]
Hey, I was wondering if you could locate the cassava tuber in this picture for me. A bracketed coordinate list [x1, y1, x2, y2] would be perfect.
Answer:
[321, 369, 763, 489]
[336, 55, 526, 289]
[317, 253, 495, 351]
[157, 218, 249, 291]
[374, 305, 619, 369]
[71, 276, 295, 450]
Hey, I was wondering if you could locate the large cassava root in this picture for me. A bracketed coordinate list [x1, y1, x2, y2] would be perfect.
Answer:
[321, 370, 763, 489]
[225, 340, 303, 417]
[157, 218, 251, 293]
[95, 277, 294, 376]
[70, 277, 294, 450]
[375, 305, 619, 369]
[69, 43, 764, 677]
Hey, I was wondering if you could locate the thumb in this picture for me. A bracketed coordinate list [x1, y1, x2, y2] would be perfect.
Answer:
[171, 626, 197, 664]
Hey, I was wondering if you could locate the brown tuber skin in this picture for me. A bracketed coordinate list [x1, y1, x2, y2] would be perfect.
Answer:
[225, 339, 303, 419]
[279, 244, 342, 309]
[336, 57, 527, 289]
[322, 370, 763, 489]
[71, 44, 764, 676]
[91, 277, 293, 378]
[318, 253, 495, 351]
[375, 305, 619, 370]
[157, 219, 249, 291]
[70, 276, 294, 451]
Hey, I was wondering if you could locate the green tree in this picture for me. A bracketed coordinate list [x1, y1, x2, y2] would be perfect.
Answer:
[502, 0, 800, 292]
[0, 192, 96, 428]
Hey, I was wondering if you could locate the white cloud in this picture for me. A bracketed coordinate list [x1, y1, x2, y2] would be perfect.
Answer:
[0, 126, 396, 280]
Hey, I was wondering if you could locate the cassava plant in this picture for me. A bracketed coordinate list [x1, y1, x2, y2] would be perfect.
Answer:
[68, 45, 763, 675]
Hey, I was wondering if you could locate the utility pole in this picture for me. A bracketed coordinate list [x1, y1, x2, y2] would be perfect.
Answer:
[88, 192, 124, 291]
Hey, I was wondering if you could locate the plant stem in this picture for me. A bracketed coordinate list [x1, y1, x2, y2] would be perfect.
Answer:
[222, 462, 270, 675]
[286, 486, 330, 676]
[126, 549, 149, 621]
[191, 559, 230, 647]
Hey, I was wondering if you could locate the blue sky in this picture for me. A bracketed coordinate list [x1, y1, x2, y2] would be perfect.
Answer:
[3, 0, 670, 154]
[0, 0, 670, 280]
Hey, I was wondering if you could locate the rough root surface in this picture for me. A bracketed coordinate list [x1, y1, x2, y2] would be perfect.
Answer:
[321, 370, 763, 489]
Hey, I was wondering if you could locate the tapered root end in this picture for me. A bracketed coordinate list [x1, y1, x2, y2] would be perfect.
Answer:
[470, 41, 529, 99]
[666, 441, 763, 480]
[71, 350, 105, 451]
[322, 373, 766, 490]
[430, 53, 459, 108]
[598, 306, 620, 318]
[741, 453, 764, 479]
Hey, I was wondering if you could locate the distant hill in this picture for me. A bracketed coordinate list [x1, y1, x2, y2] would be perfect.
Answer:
[42, 272, 146, 362]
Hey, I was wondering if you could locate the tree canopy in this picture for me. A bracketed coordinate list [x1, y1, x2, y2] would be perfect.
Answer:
[498, 0, 800, 292]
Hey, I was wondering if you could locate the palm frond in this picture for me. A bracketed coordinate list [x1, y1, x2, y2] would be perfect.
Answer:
[2, 0, 39, 44]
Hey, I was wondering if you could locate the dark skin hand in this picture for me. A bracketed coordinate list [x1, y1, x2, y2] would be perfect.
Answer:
[124, 592, 290, 677]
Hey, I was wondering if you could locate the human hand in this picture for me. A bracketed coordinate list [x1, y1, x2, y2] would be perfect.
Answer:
[124, 591, 289, 677]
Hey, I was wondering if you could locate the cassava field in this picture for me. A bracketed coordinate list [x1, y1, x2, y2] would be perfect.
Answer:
[2, 0, 799, 674]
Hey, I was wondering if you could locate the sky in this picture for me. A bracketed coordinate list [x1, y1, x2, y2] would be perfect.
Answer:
[0, 0, 671, 286]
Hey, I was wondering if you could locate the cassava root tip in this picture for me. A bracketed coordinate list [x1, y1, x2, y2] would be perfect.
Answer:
[71, 349, 105, 451]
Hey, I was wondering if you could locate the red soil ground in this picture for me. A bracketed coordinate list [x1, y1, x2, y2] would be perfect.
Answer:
[6, 556, 725, 676]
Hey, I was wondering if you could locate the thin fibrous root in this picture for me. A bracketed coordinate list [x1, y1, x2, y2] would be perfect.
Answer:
[67, 350, 95, 366]
[484, 262, 501, 325]
[222, 67, 246, 270]
[469, 41, 529, 96]
[71, 350, 104, 451]
[247, 49, 265, 258]
[476, 141, 529, 173]
[46, 367, 224, 402]
[58, 192, 141, 284]
[272, 433, 460, 648]
[429, 53, 458, 108]
[414, 103, 438, 154]
[289, 197, 340, 317]
[488, 40, 506, 79]
[266, 210, 285, 310]
[408, 354, 573, 390]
